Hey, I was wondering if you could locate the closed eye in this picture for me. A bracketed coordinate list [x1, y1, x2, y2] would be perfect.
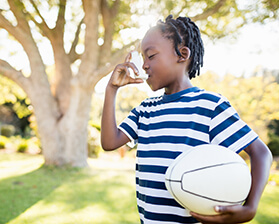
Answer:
[148, 54, 156, 59]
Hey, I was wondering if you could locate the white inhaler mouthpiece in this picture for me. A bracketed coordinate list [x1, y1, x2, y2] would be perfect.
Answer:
[130, 51, 148, 80]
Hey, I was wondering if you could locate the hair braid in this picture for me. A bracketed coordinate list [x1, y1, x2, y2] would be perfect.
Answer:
[156, 15, 204, 79]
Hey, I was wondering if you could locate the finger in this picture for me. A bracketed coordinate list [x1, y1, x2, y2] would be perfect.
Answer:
[119, 67, 130, 86]
[214, 204, 242, 214]
[190, 212, 225, 224]
[123, 61, 140, 76]
[125, 52, 132, 63]
[111, 65, 129, 86]
[129, 77, 144, 84]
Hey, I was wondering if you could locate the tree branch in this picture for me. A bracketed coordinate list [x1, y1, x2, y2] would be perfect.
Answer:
[53, 0, 66, 40]
[99, 0, 121, 67]
[0, 59, 31, 91]
[29, 0, 52, 38]
[68, 18, 84, 63]
[78, 0, 100, 77]
[1, 1, 50, 90]
[95, 39, 140, 80]
[0, 11, 19, 37]
[191, 0, 227, 21]
[7, 0, 31, 33]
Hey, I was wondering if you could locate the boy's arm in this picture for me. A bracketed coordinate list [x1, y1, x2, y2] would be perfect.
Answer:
[101, 54, 143, 151]
[190, 138, 273, 223]
[101, 84, 130, 151]
[242, 138, 273, 217]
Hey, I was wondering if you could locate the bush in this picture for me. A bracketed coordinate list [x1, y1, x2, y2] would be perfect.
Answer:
[17, 139, 28, 153]
[87, 126, 102, 158]
[267, 119, 279, 156]
[0, 136, 8, 149]
[0, 142, 5, 149]
[267, 135, 279, 156]
[1, 125, 16, 137]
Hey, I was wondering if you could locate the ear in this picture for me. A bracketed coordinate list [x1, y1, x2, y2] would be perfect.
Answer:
[177, 47, 191, 63]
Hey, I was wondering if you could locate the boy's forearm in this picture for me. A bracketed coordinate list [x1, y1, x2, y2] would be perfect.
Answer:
[244, 139, 273, 217]
[101, 85, 119, 150]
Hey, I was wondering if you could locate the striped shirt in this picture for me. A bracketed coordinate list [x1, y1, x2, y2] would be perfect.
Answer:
[119, 87, 258, 224]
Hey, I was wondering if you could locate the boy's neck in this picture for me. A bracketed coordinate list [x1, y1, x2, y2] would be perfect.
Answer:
[164, 76, 193, 95]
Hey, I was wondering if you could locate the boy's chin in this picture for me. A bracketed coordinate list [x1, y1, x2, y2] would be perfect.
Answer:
[148, 85, 162, 92]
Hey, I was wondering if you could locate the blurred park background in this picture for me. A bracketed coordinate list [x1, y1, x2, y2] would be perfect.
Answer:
[0, 0, 279, 223]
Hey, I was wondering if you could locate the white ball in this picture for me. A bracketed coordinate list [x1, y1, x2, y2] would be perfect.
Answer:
[165, 144, 251, 215]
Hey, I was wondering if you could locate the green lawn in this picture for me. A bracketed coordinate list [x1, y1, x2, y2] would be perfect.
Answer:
[0, 152, 278, 224]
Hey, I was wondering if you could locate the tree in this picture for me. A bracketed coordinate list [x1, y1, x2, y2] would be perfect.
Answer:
[267, 119, 279, 156]
[0, 75, 32, 136]
[193, 70, 279, 142]
[0, 0, 277, 167]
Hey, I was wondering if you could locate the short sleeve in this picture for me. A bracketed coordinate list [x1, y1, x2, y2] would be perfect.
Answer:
[209, 96, 258, 153]
[119, 107, 140, 142]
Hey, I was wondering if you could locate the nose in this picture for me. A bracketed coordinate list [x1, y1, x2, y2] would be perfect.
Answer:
[142, 61, 149, 71]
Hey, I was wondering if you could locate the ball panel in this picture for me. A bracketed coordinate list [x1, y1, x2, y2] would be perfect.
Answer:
[181, 163, 251, 203]
[165, 144, 252, 215]
[167, 145, 246, 181]
[174, 190, 238, 215]
[165, 179, 239, 215]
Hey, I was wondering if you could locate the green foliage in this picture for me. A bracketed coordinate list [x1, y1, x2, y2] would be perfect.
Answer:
[192, 70, 279, 142]
[0, 75, 31, 119]
[89, 121, 101, 132]
[0, 135, 8, 149]
[87, 126, 102, 158]
[149, 0, 256, 38]
[253, 0, 279, 22]
[0, 141, 5, 149]
[268, 136, 279, 156]
[115, 86, 148, 124]
[267, 119, 279, 156]
[90, 86, 148, 127]
[0, 135, 41, 153]
[1, 124, 16, 137]
[17, 139, 29, 153]
[268, 119, 279, 136]
[0, 75, 33, 137]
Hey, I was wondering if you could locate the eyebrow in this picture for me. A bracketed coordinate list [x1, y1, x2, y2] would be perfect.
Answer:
[143, 46, 156, 55]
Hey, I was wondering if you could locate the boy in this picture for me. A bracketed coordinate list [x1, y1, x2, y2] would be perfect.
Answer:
[101, 15, 272, 224]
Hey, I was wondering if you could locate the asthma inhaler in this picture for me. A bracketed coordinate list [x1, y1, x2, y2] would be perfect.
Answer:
[129, 51, 148, 80]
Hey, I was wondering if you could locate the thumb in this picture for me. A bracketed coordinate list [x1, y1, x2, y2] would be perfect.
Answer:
[214, 205, 225, 213]
[214, 204, 242, 214]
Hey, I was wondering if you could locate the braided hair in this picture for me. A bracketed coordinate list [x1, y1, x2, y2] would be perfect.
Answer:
[156, 15, 204, 79]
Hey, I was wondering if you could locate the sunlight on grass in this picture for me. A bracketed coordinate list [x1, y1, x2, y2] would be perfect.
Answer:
[1, 152, 278, 224]
[249, 184, 279, 224]
[8, 169, 139, 224]
[1, 152, 139, 224]
[0, 153, 44, 180]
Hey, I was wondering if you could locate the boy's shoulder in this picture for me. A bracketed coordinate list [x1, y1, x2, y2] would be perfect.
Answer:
[140, 95, 163, 106]
[181, 87, 226, 104]
[138, 88, 228, 108]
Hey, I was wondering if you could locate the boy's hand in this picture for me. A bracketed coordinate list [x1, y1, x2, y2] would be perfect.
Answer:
[108, 52, 144, 89]
[190, 204, 255, 224]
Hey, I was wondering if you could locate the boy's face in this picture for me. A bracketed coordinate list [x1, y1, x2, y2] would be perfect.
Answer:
[141, 27, 186, 93]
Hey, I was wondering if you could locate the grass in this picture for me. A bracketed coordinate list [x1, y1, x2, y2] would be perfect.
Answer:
[0, 151, 139, 224]
[0, 151, 278, 224]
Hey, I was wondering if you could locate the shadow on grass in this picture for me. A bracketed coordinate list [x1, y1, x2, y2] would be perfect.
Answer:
[15, 169, 139, 224]
[0, 157, 139, 224]
[0, 165, 79, 224]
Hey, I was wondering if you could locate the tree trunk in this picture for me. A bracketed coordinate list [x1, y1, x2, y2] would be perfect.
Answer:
[58, 78, 93, 167]
[0, 0, 126, 167]
[29, 76, 93, 167]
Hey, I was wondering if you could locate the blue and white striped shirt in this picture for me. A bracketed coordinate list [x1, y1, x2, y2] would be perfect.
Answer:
[119, 87, 258, 224]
